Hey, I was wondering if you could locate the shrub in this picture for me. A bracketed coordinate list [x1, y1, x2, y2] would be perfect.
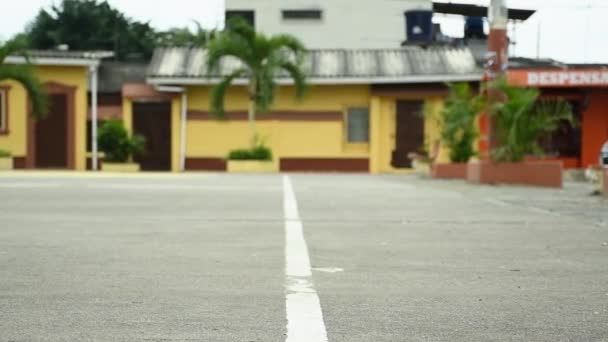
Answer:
[98, 120, 145, 163]
[227, 144, 273, 161]
[440, 83, 484, 163]
[490, 79, 575, 163]
[0, 149, 11, 158]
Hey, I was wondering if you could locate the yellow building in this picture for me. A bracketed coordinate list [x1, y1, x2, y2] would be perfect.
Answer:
[127, 47, 480, 173]
[0, 51, 112, 170]
[1, 48, 480, 173]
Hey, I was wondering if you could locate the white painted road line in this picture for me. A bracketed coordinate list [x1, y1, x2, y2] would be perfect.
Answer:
[283, 175, 329, 342]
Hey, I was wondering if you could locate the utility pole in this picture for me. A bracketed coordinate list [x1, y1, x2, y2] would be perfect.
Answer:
[484, 0, 509, 156]
[488, 0, 508, 79]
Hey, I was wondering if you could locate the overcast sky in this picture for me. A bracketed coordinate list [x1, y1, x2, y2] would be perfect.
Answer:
[0, 0, 606, 64]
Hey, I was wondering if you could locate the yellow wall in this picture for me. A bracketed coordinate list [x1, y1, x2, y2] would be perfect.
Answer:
[171, 97, 182, 172]
[0, 79, 28, 156]
[370, 96, 395, 173]
[185, 85, 372, 161]
[188, 85, 371, 112]
[0, 65, 89, 170]
[122, 99, 133, 134]
[370, 96, 447, 173]
[183, 84, 449, 173]
[423, 98, 450, 164]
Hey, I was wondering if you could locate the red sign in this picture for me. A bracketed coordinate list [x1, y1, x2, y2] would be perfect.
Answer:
[508, 69, 608, 87]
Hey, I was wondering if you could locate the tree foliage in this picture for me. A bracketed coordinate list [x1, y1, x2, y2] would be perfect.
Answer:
[27, 0, 156, 61]
[490, 79, 575, 163]
[156, 22, 217, 47]
[439, 83, 483, 163]
[0, 37, 47, 118]
[206, 17, 308, 148]
[25, 0, 216, 61]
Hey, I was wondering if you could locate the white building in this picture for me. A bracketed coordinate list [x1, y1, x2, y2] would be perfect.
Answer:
[225, 0, 432, 49]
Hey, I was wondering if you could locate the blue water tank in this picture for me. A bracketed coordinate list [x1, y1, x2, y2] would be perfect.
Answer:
[405, 10, 434, 43]
[465, 16, 485, 39]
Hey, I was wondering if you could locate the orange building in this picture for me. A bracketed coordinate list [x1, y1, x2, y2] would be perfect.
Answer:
[505, 65, 608, 169]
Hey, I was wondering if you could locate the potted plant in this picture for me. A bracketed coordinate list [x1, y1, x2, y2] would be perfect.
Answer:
[0, 149, 12, 170]
[98, 119, 145, 172]
[226, 137, 277, 173]
[468, 79, 575, 188]
[432, 83, 482, 179]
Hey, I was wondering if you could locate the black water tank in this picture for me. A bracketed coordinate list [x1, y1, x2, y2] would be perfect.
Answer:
[405, 10, 433, 43]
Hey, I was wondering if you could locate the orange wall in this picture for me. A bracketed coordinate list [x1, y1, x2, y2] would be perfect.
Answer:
[582, 90, 608, 167]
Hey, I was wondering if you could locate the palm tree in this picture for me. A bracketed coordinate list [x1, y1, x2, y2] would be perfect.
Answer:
[206, 18, 307, 148]
[439, 83, 484, 163]
[0, 37, 47, 119]
[490, 78, 575, 163]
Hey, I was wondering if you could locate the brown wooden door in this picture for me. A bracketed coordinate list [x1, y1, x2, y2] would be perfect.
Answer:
[391, 100, 424, 168]
[35, 94, 68, 168]
[133, 102, 172, 171]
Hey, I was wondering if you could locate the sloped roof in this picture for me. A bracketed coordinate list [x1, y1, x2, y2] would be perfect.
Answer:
[5, 50, 114, 67]
[25, 50, 114, 60]
[508, 57, 567, 70]
[147, 47, 482, 85]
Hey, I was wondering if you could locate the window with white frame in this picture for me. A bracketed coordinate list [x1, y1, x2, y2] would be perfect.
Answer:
[0, 89, 7, 132]
[346, 107, 370, 143]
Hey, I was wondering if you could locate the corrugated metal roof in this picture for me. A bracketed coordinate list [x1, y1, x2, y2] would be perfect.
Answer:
[147, 47, 482, 85]
[508, 57, 567, 70]
[5, 50, 114, 67]
[24, 50, 115, 60]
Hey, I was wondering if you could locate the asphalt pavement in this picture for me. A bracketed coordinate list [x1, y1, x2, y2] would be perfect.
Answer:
[0, 172, 607, 341]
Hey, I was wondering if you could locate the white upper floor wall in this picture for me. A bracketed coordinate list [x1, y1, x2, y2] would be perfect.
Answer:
[225, 0, 432, 49]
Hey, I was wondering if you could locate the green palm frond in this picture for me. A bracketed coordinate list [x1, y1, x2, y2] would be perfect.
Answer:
[224, 17, 256, 43]
[439, 83, 481, 163]
[0, 64, 48, 119]
[268, 34, 306, 62]
[210, 68, 247, 119]
[252, 35, 272, 66]
[206, 33, 253, 73]
[489, 78, 574, 162]
[0, 36, 30, 65]
[256, 65, 276, 113]
[280, 61, 307, 98]
[535, 99, 575, 126]
[0, 37, 47, 118]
